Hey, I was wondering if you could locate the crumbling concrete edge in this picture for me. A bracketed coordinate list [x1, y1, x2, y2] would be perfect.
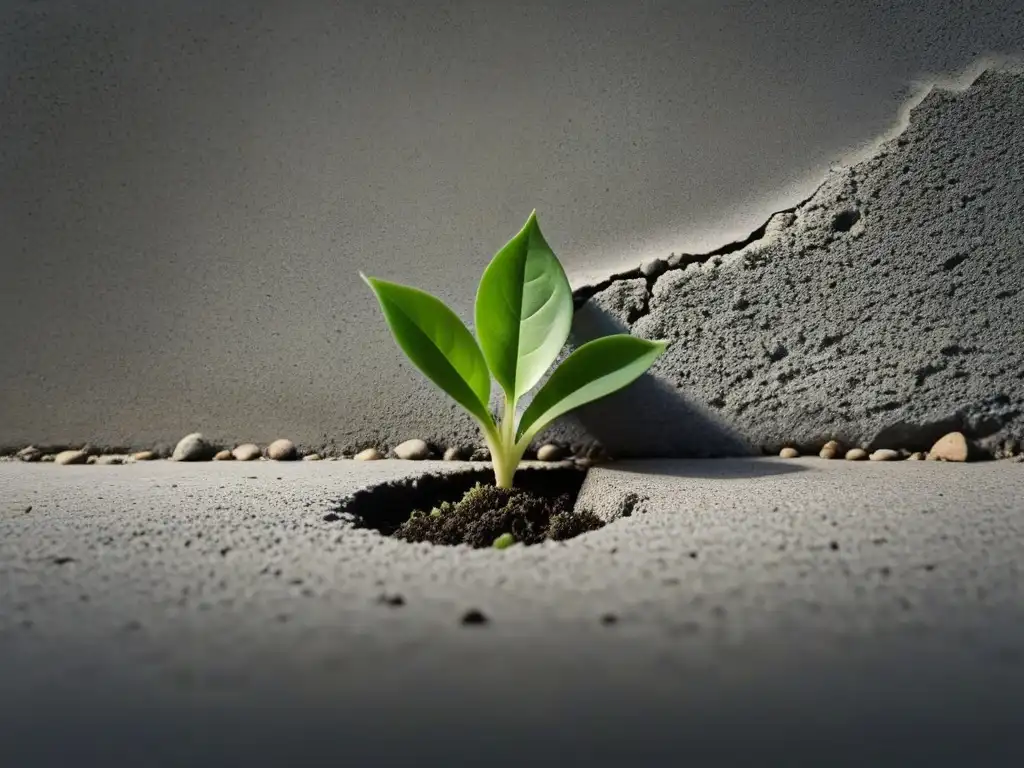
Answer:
[571, 56, 1024, 325]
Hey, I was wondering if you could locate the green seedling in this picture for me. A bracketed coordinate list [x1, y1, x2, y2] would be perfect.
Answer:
[362, 211, 667, 489]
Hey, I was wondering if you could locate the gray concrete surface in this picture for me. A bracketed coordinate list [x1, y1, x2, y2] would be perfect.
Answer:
[3, 1, 1024, 454]
[2, 458, 1023, 766]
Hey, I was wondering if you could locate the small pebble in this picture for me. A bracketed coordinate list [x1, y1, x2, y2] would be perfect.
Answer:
[908, 452, 925, 461]
[870, 449, 901, 461]
[213, 450, 233, 461]
[779, 447, 800, 458]
[41, 454, 55, 462]
[469, 447, 491, 462]
[172, 433, 215, 462]
[819, 440, 842, 459]
[927, 431, 971, 462]
[86, 455, 98, 464]
[132, 450, 157, 461]
[354, 447, 383, 461]
[442, 446, 464, 461]
[267, 439, 297, 461]
[302, 453, 321, 461]
[232, 443, 262, 461]
[536, 443, 566, 462]
[845, 448, 868, 461]
[55, 450, 89, 466]
[95, 455, 126, 465]
[394, 438, 431, 460]
[16, 446, 42, 462]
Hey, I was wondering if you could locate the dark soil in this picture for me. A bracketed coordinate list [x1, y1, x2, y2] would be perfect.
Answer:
[338, 465, 603, 547]
[394, 482, 604, 547]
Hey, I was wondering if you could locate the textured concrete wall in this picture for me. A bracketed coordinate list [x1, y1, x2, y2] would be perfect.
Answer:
[554, 69, 1024, 458]
[2, 0, 1024, 454]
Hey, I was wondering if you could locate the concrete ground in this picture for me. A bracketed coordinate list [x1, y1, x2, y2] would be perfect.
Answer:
[2, 458, 1023, 766]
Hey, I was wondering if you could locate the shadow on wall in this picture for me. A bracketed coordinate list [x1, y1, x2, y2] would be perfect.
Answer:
[562, 303, 758, 459]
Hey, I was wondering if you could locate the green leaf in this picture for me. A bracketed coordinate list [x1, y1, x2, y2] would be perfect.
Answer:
[362, 274, 494, 428]
[474, 211, 573, 402]
[516, 335, 667, 442]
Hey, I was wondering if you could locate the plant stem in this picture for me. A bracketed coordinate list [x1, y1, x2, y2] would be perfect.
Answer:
[488, 396, 521, 489]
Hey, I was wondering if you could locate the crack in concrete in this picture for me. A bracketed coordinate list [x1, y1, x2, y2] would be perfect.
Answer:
[571, 179, 829, 321]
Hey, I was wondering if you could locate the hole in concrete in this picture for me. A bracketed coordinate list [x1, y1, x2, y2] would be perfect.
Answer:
[831, 208, 861, 232]
[333, 465, 600, 548]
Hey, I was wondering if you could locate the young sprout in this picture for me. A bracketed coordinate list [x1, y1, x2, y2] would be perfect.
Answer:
[362, 211, 666, 489]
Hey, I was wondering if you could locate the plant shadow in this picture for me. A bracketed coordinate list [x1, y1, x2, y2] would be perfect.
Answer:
[547, 301, 767, 461]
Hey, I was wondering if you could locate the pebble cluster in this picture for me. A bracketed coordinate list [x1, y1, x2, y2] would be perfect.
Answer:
[5, 433, 590, 467]
[5, 430, 1020, 467]
[775, 432, 1022, 463]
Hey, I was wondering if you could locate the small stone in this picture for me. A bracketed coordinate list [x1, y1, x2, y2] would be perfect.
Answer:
[442, 446, 464, 461]
[469, 447, 491, 462]
[666, 253, 684, 268]
[95, 455, 126, 465]
[16, 446, 42, 462]
[132, 450, 157, 461]
[41, 454, 55, 462]
[393, 438, 430, 460]
[86, 455, 98, 464]
[640, 258, 667, 279]
[267, 439, 297, 461]
[819, 446, 838, 459]
[172, 433, 215, 462]
[354, 447, 383, 461]
[232, 443, 262, 461]
[55, 450, 88, 465]
[870, 449, 901, 461]
[302, 453, 321, 461]
[908, 452, 925, 461]
[536, 443, 566, 462]
[927, 431, 971, 462]
[845, 448, 868, 461]
[779, 447, 800, 458]
[213, 450, 233, 461]
[460, 609, 489, 626]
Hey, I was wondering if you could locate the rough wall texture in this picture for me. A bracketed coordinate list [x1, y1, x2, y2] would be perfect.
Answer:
[548, 68, 1024, 457]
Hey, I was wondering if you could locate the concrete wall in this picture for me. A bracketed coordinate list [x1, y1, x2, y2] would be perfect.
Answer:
[2, 0, 1024, 455]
